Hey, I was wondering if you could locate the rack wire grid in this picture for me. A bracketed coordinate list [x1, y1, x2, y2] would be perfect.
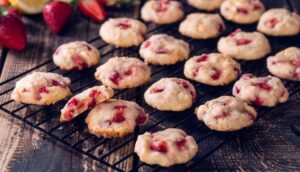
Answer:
[0, 0, 300, 171]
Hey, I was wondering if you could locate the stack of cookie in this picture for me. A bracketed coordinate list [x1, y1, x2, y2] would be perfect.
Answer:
[11, 0, 300, 168]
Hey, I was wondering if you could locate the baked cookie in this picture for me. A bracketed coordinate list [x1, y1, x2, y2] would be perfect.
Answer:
[11, 72, 72, 105]
[220, 0, 265, 24]
[184, 53, 241, 86]
[94, 57, 151, 89]
[217, 29, 271, 60]
[267, 47, 300, 81]
[53, 41, 100, 71]
[233, 74, 289, 107]
[141, 0, 184, 25]
[85, 99, 148, 138]
[144, 78, 196, 111]
[257, 8, 300, 36]
[187, 0, 224, 11]
[139, 34, 190, 65]
[134, 128, 198, 167]
[195, 96, 257, 131]
[179, 13, 225, 39]
[99, 18, 147, 47]
[60, 85, 114, 122]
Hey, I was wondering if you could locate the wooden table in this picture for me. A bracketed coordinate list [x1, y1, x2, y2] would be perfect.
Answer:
[0, 0, 300, 171]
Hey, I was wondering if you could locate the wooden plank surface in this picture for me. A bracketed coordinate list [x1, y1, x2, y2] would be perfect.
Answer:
[0, 0, 299, 172]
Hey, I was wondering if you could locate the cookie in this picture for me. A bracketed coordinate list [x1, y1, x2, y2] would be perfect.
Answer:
[220, 0, 265, 24]
[139, 34, 190, 65]
[85, 99, 148, 138]
[60, 85, 114, 122]
[94, 57, 151, 89]
[11, 72, 72, 105]
[134, 128, 198, 167]
[53, 41, 100, 71]
[195, 96, 257, 131]
[144, 78, 196, 111]
[257, 8, 300, 36]
[179, 13, 225, 39]
[233, 74, 289, 107]
[267, 47, 300, 81]
[217, 29, 271, 60]
[99, 18, 147, 47]
[187, 0, 224, 11]
[141, 0, 184, 25]
[184, 53, 241, 86]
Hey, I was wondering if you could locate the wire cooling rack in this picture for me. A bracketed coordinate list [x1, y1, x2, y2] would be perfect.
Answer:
[0, 0, 300, 171]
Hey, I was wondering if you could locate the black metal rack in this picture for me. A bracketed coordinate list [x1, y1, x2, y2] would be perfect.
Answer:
[0, 0, 300, 171]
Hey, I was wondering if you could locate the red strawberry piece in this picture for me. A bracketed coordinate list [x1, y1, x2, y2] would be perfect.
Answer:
[211, 68, 221, 80]
[71, 55, 89, 70]
[67, 98, 80, 106]
[236, 39, 252, 46]
[87, 98, 97, 108]
[156, 48, 169, 54]
[157, 0, 169, 13]
[237, 7, 249, 14]
[176, 138, 187, 151]
[39, 86, 49, 94]
[230, 28, 242, 37]
[253, 3, 262, 10]
[89, 89, 101, 97]
[43, 1, 73, 34]
[116, 22, 131, 29]
[251, 96, 264, 106]
[112, 105, 126, 123]
[151, 88, 164, 93]
[234, 86, 241, 94]
[254, 82, 271, 91]
[177, 80, 190, 89]
[190, 91, 196, 101]
[109, 71, 122, 85]
[78, 0, 106, 22]
[291, 59, 300, 66]
[214, 111, 229, 120]
[196, 54, 209, 63]
[136, 108, 147, 125]
[124, 69, 133, 76]
[7, 8, 21, 17]
[64, 109, 74, 121]
[0, 14, 27, 51]
[218, 23, 224, 34]
[242, 73, 254, 79]
[52, 80, 64, 87]
[150, 140, 168, 153]
[266, 18, 279, 28]
[143, 41, 151, 49]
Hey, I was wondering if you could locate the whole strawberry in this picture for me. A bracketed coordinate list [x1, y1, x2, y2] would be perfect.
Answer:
[0, 14, 27, 51]
[43, 1, 73, 34]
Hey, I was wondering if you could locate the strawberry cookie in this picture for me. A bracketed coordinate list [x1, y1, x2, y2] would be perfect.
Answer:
[217, 29, 271, 60]
[94, 57, 151, 89]
[267, 47, 300, 81]
[53, 41, 100, 70]
[134, 128, 198, 167]
[85, 99, 148, 138]
[233, 74, 289, 107]
[60, 85, 114, 122]
[179, 13, 225, 39]
[141, 0, 184, 25]
[220, 0, 265, 24]
[257, 8, 300, 36]
[187, 0, 224, 11]
[139, 34, 190, 65]
[184, 53, 241, 86]
[99, 18, 147, 47]
[11, 72, 72, 105]
[195, 96, 257, 131]
[144, 78, 196, 111]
